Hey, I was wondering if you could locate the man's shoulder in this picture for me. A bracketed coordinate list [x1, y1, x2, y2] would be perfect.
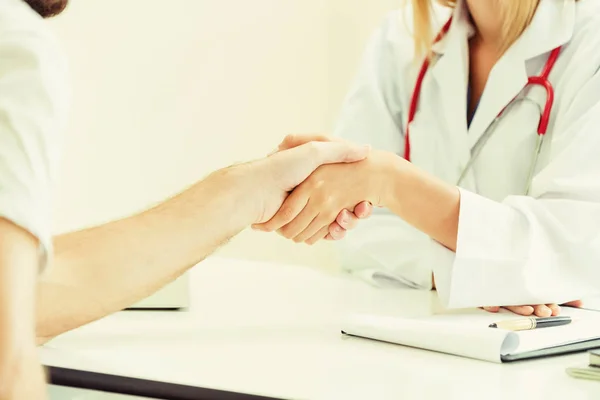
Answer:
[0, 0, 63, 54]
[0, 0, 68, 99]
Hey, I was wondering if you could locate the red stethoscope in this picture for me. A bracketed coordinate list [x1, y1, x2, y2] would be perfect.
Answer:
[404, 18, 562, 193]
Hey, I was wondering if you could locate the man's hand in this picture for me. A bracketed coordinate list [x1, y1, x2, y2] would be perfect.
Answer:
[35, 136, 370, 344]
[253, 147, 395, 244]
[248, 138, 371, 225]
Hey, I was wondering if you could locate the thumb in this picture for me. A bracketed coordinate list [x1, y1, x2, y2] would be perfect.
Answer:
[278, 134, 336, 151]
[267, 141, 370, 191]
[310, 141, 371, 165]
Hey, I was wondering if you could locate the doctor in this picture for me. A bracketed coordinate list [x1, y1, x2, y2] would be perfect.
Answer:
[257, 0, 600, 315]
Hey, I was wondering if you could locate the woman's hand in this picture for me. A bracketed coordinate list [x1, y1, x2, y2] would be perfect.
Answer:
[271, 134, 374, 244]
[482, 300, 583, 317]
[253, 149, 394, 243]
[324, 201, 373, 243]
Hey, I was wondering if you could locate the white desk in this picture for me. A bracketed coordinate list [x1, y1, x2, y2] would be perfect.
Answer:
[42, 257, 600, 400]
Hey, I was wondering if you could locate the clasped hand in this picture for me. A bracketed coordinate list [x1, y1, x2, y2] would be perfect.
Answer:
[254, 134, 382, 244]
[254, 134, 583, 318]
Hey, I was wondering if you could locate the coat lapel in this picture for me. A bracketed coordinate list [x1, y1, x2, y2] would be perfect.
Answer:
[465, 56, 528, 150]
[429, 0, 472, 168]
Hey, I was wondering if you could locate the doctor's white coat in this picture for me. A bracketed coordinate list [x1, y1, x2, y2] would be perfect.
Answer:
[334, 0, 600, 307]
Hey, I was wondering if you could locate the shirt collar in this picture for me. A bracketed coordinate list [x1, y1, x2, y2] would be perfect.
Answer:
[507, 0, 576, 61]
[430, 0, 576, 61]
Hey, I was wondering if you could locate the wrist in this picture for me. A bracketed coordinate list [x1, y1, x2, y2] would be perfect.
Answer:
[202, 163, 259, 229]
[379, 152, 406, 209]
[380, 156, 460, 250]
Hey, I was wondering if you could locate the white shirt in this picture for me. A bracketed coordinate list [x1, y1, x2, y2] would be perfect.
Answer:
[0, 0, 69, 268]
[334, 0, 600, 307]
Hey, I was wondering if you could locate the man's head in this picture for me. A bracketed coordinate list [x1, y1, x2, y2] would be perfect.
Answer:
[24, 0, 68, 18]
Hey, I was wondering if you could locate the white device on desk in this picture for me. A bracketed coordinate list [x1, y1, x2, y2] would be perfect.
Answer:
[128, 273, 190, 310]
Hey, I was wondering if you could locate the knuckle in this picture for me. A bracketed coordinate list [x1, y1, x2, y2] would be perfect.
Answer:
[336, 213, 347, 226]
[307, 141, 321, 155]
[346, 219, 358, 230]
[330, 222, 342, 233]
[311, 179, 325, 190]
[284, 134, 296, 144]
[278, 227, 294, 239]
[321, 194, 335, 206]
[326, 208, 340, 223]
[337, 218, 352, 229]
[261, 223, 274, 232]
[279, 206, 296, 222]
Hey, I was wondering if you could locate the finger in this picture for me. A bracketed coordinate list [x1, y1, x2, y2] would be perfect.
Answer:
[504, 305, 534, 316]
[311, 141, 371, 165]
[336, 209, 358, 230]
[532, 304, 552, 317]
[268, 141, 370, 192]
[294, 211, 337, 243]
[278, 203, 320, 240]
[325, 233, 334, 240]
[278, 134, 334, 151]
[354, 201, 373, 219]
[482, 306, 501, 313]
[305, 226, 331, 246]
[548, 304, 561, 316]
[328, 222, 346, 240]
[562, 300, 583, 308]
[255, 190, 308, 232]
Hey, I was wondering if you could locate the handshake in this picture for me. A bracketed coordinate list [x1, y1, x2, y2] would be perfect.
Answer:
[230, 136, 583, 319]
[238, 133, 397, 245]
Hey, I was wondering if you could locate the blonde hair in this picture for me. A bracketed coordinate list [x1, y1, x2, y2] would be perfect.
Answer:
[410, 0, 540, 58]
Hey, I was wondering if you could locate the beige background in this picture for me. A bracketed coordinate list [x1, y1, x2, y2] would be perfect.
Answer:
[47, 0, 399, 271]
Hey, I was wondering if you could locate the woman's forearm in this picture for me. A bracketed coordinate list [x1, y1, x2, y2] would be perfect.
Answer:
[383, 155, 460, 251]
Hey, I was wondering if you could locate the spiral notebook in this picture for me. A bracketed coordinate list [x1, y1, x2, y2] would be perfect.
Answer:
[341, 307, 600, 363]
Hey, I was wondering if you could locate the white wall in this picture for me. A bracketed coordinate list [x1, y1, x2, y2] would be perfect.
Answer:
[47, 0, 399, 270]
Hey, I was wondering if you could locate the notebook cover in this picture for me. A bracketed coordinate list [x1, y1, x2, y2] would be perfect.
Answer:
[502, 338, 600, 362]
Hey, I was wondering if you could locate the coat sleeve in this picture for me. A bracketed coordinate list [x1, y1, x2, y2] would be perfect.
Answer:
[332, 12, 438, 289]
[0, 20, 69, 270]
[433, 68, 600, 308]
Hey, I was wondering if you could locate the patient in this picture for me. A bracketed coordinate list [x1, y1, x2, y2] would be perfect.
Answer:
[3, 1, 373, 397]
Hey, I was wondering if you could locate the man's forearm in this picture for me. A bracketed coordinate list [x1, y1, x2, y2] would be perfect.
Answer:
[0, 219, 46, 399]
[37, 165, 254, 343]
[36, 139, 369, 343]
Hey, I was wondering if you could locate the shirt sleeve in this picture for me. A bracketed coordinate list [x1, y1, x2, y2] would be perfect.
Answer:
[432, 69, 600, 308]
[0, 20, 69, 270]
[332, 12, 437, 289]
